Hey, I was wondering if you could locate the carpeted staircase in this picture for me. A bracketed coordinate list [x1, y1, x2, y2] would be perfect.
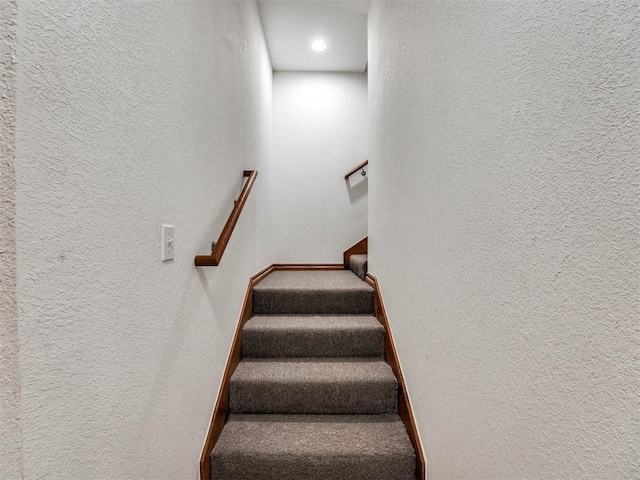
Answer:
[211, 269, 417, 480]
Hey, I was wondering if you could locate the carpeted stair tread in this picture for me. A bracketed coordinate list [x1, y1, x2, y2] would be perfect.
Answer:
[349, 254, 368, 280]
[254, 270, 373, 291]
[212, 414, 416, 480]
[253, 270, 374, 314]
[242, 315, 384, 358]
[230, 358, 397, 414]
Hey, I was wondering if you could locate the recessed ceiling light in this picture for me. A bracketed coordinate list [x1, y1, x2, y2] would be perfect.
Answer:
[311, 39, 327, 52]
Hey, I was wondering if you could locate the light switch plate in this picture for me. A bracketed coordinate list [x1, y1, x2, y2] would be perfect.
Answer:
[162, 225, 174, 261]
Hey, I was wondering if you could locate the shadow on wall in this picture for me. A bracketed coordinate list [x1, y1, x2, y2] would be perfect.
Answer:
[346, 174, 368, 204]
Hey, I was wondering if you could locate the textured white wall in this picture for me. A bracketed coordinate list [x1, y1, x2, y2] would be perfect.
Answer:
[271, 72, 368, 263]
[14, 1, 271, 479]
[0, 1, 22, 479]
[368, 1, 639, 479]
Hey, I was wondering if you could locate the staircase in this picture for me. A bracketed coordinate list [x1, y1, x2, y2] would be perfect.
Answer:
[210, 269, 417, 480]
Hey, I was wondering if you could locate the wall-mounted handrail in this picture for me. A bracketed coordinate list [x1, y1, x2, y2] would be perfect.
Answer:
[344, 159, 368, 180]
[194, 170, 258, 267]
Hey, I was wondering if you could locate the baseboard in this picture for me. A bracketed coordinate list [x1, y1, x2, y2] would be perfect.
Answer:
[366, 273, 426, 480]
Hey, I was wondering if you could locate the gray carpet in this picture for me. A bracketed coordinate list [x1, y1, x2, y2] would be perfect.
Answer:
[230, 358, 397, 414]
[242, 315, 384, 358]
[252, 270, 374, 314]
[212, 415, 416, 480]
[212, 270, 416, 479]
[349, 254, 368, 280]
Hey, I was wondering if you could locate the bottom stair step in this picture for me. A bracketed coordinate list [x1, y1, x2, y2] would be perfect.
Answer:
[212, 414, 416, 480]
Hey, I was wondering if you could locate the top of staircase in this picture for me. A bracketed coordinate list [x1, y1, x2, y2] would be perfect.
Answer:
[252, 270, 375, 315]
[255, 270, 373, 292]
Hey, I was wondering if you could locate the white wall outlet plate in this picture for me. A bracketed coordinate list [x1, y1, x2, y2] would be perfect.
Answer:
[162, 225, 174, 261]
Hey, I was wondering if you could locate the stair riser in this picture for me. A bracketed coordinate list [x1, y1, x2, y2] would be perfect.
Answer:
[252, 290, 374, 315]
[242, 329, 384, 358]
[212, 457, 417, 480]
[229, 381, 397, 414]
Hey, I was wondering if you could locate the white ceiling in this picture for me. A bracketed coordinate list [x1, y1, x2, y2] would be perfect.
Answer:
[258, 1, 370, 72]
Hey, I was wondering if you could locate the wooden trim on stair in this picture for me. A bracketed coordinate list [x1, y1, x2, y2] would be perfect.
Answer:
[199, 264, 273, 480]
[199, 262, 351, 480]
[343, 237, 368, 269]
[365, 273, 427, 480]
